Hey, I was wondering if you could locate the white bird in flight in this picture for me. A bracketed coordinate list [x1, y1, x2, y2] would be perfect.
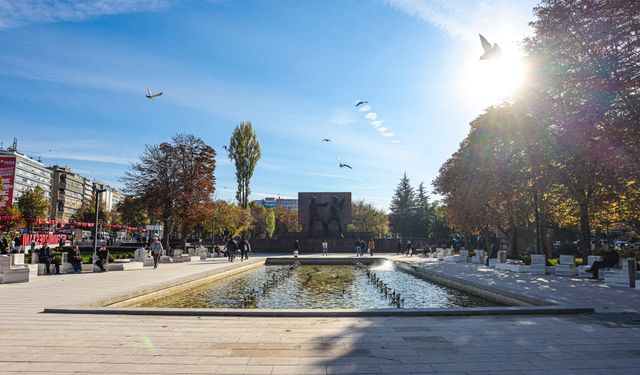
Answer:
[146, 87, 163, 99]
[479, 34, 502, 60]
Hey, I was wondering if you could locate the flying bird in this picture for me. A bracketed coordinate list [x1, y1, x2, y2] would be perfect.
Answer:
[322, 139, 331, 142]
[355, 101, 368, 107]
[479, 34, 502, 60]
[145, 87, 163, 99]
[336, 156, 352, 169]
[223, 146, 228, 150]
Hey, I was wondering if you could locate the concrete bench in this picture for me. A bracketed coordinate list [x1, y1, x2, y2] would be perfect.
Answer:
[530, 254, 547, 275]
[0, 254, 30, 283]
[436, 249, 444, 261]
[554, 255, 578, 277]
[604, 258, 637, 288]
[471, 250, 485, 265]
[454, 249, 470, 263]
[134, 248, 155, 267]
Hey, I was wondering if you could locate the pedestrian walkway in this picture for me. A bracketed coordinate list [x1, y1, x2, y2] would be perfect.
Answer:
[0, 253, 639, 374]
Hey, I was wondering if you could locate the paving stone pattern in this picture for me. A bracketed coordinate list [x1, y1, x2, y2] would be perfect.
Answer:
[1, 253, 639, 374]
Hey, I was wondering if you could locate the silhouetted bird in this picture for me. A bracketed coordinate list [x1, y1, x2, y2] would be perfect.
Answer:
[145, 87, 163, 99]
[322, 139, 331, 142]
[479, 34, 501, 60]
[223, 146, 228, 150]
[355, 101, 368, 107]
[339, 162, 352, 169]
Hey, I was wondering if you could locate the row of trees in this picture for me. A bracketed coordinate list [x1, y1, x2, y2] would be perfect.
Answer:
[433, 0, 639, 258]
[0, 183, 50, 235]
[121, 122, 264, 248]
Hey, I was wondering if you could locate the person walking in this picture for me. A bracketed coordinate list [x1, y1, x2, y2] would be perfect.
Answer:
[396, 239, 402, 255]
[322, 240, 328, 256]
[68, 245, 82, 273]
[8, 239, 15, 254]
[94, 245, 109, 272]
[406, 240, 413, 257]
[39, 242, 60, 275]
[293, 240, 300, 258]
[150, 237, 163, 268]
[225, 237, 237, 262]
[238, 236, 247, 262]
[368, 239, 375, 256]
[355, 239, 362, 257]
[243, 237, 251, 260]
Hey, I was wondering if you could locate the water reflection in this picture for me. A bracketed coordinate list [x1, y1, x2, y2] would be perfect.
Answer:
[137, 265, 499, 309]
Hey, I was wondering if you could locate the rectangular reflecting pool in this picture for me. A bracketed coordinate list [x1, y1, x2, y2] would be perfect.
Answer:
[131, 261, 500, 309]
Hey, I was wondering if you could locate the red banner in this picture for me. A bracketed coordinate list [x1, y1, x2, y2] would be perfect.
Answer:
[0, 156, 16, 207]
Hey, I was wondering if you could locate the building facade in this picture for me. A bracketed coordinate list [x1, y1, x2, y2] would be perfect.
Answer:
[0, 140, 52, 208]
[93, 181, 124, 212]
[48, 165, 88, 221]
[252, 197, 298, 211]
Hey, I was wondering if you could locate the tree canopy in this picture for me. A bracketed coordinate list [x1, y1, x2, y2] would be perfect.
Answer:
[122, 134, 216, 248]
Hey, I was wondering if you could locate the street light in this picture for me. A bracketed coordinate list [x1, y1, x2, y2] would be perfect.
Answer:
[93, 189, 107, 257]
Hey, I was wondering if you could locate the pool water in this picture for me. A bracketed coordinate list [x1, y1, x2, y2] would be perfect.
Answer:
[135, 262, 499, 309]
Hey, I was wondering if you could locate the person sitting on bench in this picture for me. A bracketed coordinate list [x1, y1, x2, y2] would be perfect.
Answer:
[586, 246, 620, 280]
[94, 246, 109, 272]
[39, 242, 60, 275]
[68, 245, 83, 273]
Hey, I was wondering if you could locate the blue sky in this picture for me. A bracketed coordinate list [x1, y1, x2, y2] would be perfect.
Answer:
[0, 0, 538, 209]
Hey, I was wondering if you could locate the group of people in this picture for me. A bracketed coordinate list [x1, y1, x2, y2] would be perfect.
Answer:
[35, 242, 109, 275]
[0, 236, 22, 254]
[355, 239, 375, 257]
[224, 236, 251, 262]
[396, 240, 414, 256]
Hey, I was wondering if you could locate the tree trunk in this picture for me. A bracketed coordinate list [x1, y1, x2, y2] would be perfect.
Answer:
[578, 202, 591, 260]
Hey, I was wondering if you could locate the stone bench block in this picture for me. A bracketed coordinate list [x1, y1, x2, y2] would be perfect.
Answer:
[554, 264, 577, 277]
[0, 255, 30, 284]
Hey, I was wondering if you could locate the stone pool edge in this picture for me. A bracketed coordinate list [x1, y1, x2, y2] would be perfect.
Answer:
[42, 257, 595, 317]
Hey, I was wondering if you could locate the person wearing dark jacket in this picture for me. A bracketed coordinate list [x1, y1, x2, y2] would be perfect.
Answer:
[225, 238, 237, 262]
[586, 246, 620, 279]
[396, 240, 402, 255]
[94, 246, 109, 272]
[68, 245, 83, 273]
[39, 242, 60, 275]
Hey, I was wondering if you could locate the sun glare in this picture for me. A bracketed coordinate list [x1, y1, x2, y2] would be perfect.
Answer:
[459, 47, 527, 109]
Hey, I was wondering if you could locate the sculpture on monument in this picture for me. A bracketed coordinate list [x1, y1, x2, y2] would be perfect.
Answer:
[308, 196, 328, 236]
[298, 192, 352, 238]
[323, 195, 346, 237]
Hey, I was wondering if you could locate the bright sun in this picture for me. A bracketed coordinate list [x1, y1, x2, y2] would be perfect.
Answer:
[460, 47, 527, 108]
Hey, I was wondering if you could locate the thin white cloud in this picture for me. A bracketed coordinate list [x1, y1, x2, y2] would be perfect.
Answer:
[364, 112, 378, 121]
[377, 126, 388, 133]
[384, 0, 536, 42]
[358, 104, 371, 112]
[382, 131, 395, 137]
[330, 109, 357, 125]
[370, 120, 384, 128]
[392, 140, 400, 143]
[0, 0, 171, 30]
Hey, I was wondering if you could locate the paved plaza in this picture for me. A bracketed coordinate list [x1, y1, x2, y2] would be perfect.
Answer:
[1, 253, 640, 374]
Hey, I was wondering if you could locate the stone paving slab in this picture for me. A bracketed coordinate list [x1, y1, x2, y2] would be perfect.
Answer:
[1, 253, 640, 373]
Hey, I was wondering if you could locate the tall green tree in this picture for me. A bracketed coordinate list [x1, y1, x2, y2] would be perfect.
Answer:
[228, 121, 261, 209]
[16, 186, 50, 227]
[413, 183, 433, 238]
[389, 173, 415, 238]
[265, 209, 276, 239]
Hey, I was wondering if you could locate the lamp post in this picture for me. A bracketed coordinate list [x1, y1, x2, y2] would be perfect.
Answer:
[93, 189, 107, 257]
[533, 190, 541, 255]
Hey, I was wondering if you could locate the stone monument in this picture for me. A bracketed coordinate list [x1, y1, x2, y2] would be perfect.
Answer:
[298, 192, 352, 237]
